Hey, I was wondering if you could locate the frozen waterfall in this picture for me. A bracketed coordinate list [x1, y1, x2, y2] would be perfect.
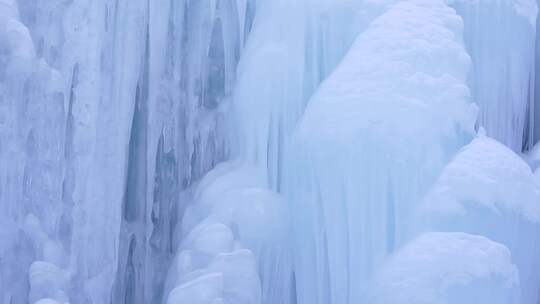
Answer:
[1, 0, 540, 304]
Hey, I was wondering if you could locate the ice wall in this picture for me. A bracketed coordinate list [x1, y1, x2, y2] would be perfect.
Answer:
[116, 1, 242, 303]
[0, 0, 153, 301]
[2, 0, 540, 303]
[1, 0, 247, 303]
[0, 1, 67, 303]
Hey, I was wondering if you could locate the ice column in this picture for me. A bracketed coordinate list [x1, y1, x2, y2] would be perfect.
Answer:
[285, 1, 476, 303]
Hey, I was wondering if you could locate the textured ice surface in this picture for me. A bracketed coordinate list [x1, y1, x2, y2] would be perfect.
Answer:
[369, 232, 520, 304]
[420, 134, 540, 303]
[165, 162, 293, 304]
[0, 0, 245, 303]
[286, 1, 476, 303]
[2, 0, 540, 303]
[231, 0, 396, 188]
[0, 1, 66, 303]
[422, 135, 540, 223]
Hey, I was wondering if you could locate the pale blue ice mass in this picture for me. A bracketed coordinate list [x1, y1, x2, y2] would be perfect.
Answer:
[1, 0, 540, 303]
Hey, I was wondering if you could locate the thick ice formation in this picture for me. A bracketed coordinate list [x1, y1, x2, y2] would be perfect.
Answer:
[231, 0, 396, 188]
[369, 232, 520, 304]
[2, 0, 248, 303]
[165, 162, 293, 304]
[2, 0, 540, 303]
[286, 1, 476, 303]
[422, 135, 540, 222]
[420, 135, 540, 303]
[0, 1, 67, 303]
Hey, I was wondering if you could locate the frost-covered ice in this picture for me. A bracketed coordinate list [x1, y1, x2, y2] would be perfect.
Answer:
[1, 0, 540, 303]
[369, 232, 520, 304]
[422, 135, 540, 223]
[420, 134, 540, 303]
[286, 1, 476, 302]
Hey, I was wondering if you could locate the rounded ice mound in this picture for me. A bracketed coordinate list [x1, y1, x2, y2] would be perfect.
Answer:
[187, 223, 235, 255]
[182, 162, 267, 234]
[420, 135, 540, 302]
[296, 0, 475, 151]
[422, 135, 540, 222]
[167, 162, 292, 304]
[369, 232, 520, 304]
[183, 162, 290, 250]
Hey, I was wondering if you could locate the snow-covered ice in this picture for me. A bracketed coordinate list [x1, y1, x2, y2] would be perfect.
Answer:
[420, 134, 540, 303]
[286, 1, 476, 302]
[369, 232, 520, 304]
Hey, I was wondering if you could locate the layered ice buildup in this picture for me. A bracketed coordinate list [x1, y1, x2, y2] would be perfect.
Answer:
[165, 162, 293, 304]
[420, 135, 540, 303]
[285, 1, 476, 303]
[231, 0, 396, 188]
